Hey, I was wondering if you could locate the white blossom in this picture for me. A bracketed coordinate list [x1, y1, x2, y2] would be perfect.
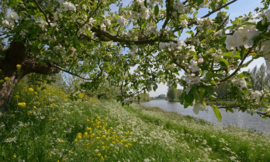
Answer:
[251, 90, 261, 100]
[59, 1, 76, 12]
[7, 11, 19, 22]
[226, 26, 260, 50]
[2, 20, 12, 28]
[193, 103, 207, 115]
[232, 78, 247, 90]
[264, 9, 270, 22]
[181, 19, 188, 28]
[117, 16, 128, 27]
[198, 57, 204, 63]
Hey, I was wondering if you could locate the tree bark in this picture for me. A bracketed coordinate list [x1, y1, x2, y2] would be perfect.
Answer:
[0, 41, 59, 111]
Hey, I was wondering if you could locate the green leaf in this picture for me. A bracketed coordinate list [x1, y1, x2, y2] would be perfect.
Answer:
[193, 11, 198, 18]
[223, 51, 240, 58]
[85, 30, 92, 37]
[196, 0, 204, 6]
[205, 72, 223, 81]
[154, 5, 159, 16]
[185, 92, 194, 104]
[256, 19, 268, 31]
[211, 105, 222, 121]
[219, 58, 229, 68]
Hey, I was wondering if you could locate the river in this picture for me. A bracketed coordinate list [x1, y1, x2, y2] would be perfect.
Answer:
[140, 100, 270, 133]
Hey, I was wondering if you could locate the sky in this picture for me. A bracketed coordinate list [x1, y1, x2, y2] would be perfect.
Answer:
[112, 0, 266, 97]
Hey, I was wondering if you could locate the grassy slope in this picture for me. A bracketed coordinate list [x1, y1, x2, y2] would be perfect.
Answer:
[1, 99, 270, 162]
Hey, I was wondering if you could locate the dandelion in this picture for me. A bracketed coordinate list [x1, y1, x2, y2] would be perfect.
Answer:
[28, 88, 34, 92]
[18, 102, 26, 107]
[16, 64, 21, 69]
[27, 111, 31, 116]
[4, 77, 10, 81]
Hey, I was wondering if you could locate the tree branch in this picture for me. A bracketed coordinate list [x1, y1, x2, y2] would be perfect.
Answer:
[172, 0, 238, 33]
[33, 0, 51, 27]
[202, 0, 237, 18]
[219, 47, 253, 83]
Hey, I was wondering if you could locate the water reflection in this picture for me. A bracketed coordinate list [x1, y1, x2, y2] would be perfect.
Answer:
[140, 100, 270, 133]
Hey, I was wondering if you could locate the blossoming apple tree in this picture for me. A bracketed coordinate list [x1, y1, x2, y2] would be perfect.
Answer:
[1, 0, 270, 120]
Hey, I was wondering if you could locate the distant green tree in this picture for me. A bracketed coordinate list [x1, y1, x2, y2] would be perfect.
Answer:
[138, 93, 150, 102]
[250, 64, 270, 91]
[167, 86, 177, 101]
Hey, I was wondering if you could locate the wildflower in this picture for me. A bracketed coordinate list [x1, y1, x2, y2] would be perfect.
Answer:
[11, 114, 15, 117]
[0, 80, 4, 83]
[16, 64, 21, 69]
[4, 77, 10, 81]
[13, 155, 16, 158]
[18, 102, 26, 107]
[77, 133, 82, 139]
[83, 132, 89, 138]
[27, 111, 31, 116]
[28, 88, 34, 92]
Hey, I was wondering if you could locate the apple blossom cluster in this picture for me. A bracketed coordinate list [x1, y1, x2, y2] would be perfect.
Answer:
[2, 11, 19, 28]
[117, 16, 128, 27]
[158, 40, 188, 52]
[175, 1, 185, 13]
[145, 23, 157, 35]
[57, 1, 76, 12]
[251, 90, 262, 101]
[225, 26, 260, 51]
[231, 78, 247, 90]
[193, 102, 208, 115]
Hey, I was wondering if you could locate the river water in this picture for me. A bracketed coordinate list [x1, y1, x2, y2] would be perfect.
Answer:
[140, 100, 270, 133]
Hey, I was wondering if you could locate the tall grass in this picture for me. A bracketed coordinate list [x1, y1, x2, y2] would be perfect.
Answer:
[1, 80, 270, 161]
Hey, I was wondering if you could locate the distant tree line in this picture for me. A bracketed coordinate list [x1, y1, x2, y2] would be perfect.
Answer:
[167, 86, 183, 102]
[215, 64, 270, 100]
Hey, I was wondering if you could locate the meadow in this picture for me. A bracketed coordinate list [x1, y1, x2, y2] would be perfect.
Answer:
[1, 80, 270, 162]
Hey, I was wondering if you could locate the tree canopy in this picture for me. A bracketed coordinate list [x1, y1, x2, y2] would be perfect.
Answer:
[1, 0, 270, 119]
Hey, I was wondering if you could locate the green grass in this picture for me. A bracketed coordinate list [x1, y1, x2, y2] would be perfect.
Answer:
[1, 99, 270, 162]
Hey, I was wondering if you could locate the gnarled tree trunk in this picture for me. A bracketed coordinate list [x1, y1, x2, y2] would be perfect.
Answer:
[0, 41, 59, 111]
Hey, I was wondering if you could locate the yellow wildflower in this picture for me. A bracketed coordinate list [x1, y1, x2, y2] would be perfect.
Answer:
[78, 93, 85, 99]
[27, 111, 31, 116]
[4, 77, 10, 81]
[77, 133, 82, 139]
[0, 80, 4, 83]
[18, 102, 26, 107]
[28, 88, 34, 92]
[13, 155, 16, 158]
[83, 132, 89, 138]
[16, 64, 21, 69]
